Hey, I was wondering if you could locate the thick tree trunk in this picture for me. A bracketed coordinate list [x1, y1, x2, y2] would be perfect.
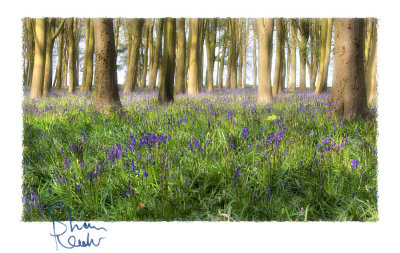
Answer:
[67, 18, 77, 93]
[93, 18, 122, 113]
[188, 18, 200, 96]
[272, 18, 283, 96]
[123, 18, 144, 93]
[330, 18, 367, 120]
[30, 18, 47, 99]
[315, 18, 333, 94]
[256, 18, 274, 104]
[148, 19, 163, 90]
[82, 19, 95, 91]
[175, 18, 186, 94]
[158, 18, 176, 104]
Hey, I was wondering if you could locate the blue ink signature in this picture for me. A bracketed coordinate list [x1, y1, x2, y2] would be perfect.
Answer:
[49, 201, 107, 250]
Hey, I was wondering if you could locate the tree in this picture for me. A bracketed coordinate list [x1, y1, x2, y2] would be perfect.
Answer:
[229, 18, 238, 89]
[54, 21, 65, 89]
[330, 18, 367, 121]
[30, 18, 47, 99]
[158, 18, 176, 104]
[272, 18, 283, 96]
[188, 18, 200, 96]
[93, 18, 122, 113]
[242, 19, 250, 88]
[141, 19, 151, 88]
[289, 19, 297, 92]
[315, 18, 333, 94]
[217, 20, 228, 89]
[148, 19, 163, 90]
[25, 18, 34, 88]
[252, 20, 257, 88]
[205, 18, 217, 92]
[175, 18, 186, 94]
[124, 18, 145, 93]
[298, 18, 309, 92]
[67, 18, 77, 93]
[365, 18, 378, 103]
[82, 19, 95, 92]
[256, 18, 274, 104]
[306, 19, 320, 91]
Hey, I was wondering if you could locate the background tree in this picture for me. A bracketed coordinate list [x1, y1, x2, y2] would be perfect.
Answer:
[141, 19, 151, 88]
[272, 18, 283, 95]
[67, 18, 77, 93]
[217, 20, 228, 89]
[188, 18, 200, 96]
[229, 18, 238, 89]
[289, 19, 297, 92]
[252, 20, 257, 88]
[148, 19, 163, 90]
[298, 18, 310, 92]
[93, 18, 122, 113]
[330, 18, 367, 120]
[365, 18, 378, 103]
[30, 18, 47, 99]
[25, 18, 35, 88]
[158, 18, 176, 104]
[256, 18, 274, 104]
[123, 18, 145, 93]
[175, 18, 186, 94]
[205, 18, 217, 92]
[315, 18, 333, 94]
[242, 19, 250, 88]
[306, 19, 320, 91]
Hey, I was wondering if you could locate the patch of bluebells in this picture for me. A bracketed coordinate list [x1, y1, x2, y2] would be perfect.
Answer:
[351, 159, 360, 170]
[23, 187, 45, 216]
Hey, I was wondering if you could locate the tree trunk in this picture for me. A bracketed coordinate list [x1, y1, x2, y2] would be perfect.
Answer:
[256, 18, 274, 104]
[188, 18, 200, 96]
[158, 18, 176, 104]
[81, 19, 90, 90]
[148, 19, 163, 90]
[93, 18, 122, 113]
[55, 25, 64, 89]
[299, 19, 309, 92]
[175, 18, 186, 94]
[315, 18, 333, 94]
[218, 21, 228, 88]
[242, 19, 249, 88]
[272, 18, 283, 96]
[198, 19, 205, 91]
[67, 18, 77, 93]
[123, 18, 144, 93]
[82, 19, 95, 91]
[330, 18, 367, 121]
[141, 19, 150, 88]
[365, 18, 378, 103]
[289, 19, 297, 92]
[30, 18, 47, 99]
[252, 20, 257, 88]
[25, 18, 35, 88]
[230, 19, 237, 89]
[205, 18, 217, 92]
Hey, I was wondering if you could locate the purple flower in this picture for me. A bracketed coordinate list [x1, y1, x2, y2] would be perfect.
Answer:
[143, 171, 149, 177]
[241, 127, 249, 138]
[351, 159, 360, 170]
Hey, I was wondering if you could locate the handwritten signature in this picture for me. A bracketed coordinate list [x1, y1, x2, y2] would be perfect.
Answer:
[49, 201, 107, 250]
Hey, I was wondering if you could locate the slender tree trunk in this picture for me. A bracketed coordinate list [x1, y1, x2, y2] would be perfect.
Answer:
[205, 18, 217, 92]
[148, 19, 163, 90]
[230, 19, 237, 89]
[81, 19, 90, 89]
[123, 18, 144, 93]
[67, 18, 77, 93]
[279, 45, 286, 93]
[242, 19, 249, 88]
[30, 18, 47, 99]
[73, 18, 80, 88]
[315, 18, 333, 94]
[289, 19, 297, 92]
[26, 18, 34, 88]
[273, 18, 283, 96]
[188, 18, 200, 96]
[365, 18, 378, 103]
[237, 19, 243, 89]
[198, 19, 205, 91]
[175, 18, 186, 94]
[299, 19, 309, 92]
[330, 18, 367, 120]
[158, 18, 176, 104]
[82, 19, 95, 91]
[55, 26, 64, 89]
[286, 23, 291, 90]
[185, 21, 192, 90]
[93, 18, 122, 113]
[218, 21, 228, 88]
[141, 19, 150, 88]
[256, 18, 274, 104]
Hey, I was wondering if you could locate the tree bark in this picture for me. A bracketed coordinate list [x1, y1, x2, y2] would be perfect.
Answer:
[175, 18, 186, 94]
[253, 20, 257, 88]
[82, 19, 95, 91]
[141, 19, 150, 88]
[158, 18, 176, 104]
[67, 18, 77, 93]
[230, 19, 237, 89]
[25, 18, 35, 88]
[188, 18, 200, 96]
[289, 19, 297, 92]
[205, 18, 217, 92]
[272, 18, 283, 96]
[298, 19, 309, 92]
[315, 18, 333, 94]
[365, 18, 378, 103]
[93, 18, 122, 113]
[330, 18, 367, 120]
[30, 18, 47, 99]
[55, 23, 64, 89]
[81, 19, 90, 90]
[148, 19, 163, 90]
[242, 19, 249, 88]
[123, 18, 144, 93]
[218, 20, 228, 88]
[256, 18, 274, 104]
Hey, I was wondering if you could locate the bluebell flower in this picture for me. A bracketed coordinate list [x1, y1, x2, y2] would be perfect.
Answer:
[351, 159, 360, 170]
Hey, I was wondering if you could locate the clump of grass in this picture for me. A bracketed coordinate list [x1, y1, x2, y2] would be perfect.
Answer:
[22, 88, 378, 221]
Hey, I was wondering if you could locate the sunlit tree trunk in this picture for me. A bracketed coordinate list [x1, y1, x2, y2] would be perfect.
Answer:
[158, 18, 176, 104]
[218, 20, 228, 88]
[315, 18, 333, 94]
[330, 18, 367, 120]
[185, 21, 192, 90]
[252, 20, 257, 88]
[175, 18, 186, 94]
[230, 19, 237, 89]
[93, 18, 122, 113]
[148, 19, 163, 90]
[82, 19, 95, 92]
[141, 19, 150, 88]
[25, 18, 35, 88]
[272, 18, 283, 96]
[30, 18, 47, 99]
[55, 21, 65, 89]
[123, 18, 144, 93]
[205, 18, 217, 92]
[289, 19, 297, 92]
[237, 19, 243, 89]
[242, 19, 249, 88]
[67, 18, 77, 93]
[81, 19, 90, 90]
[256, 18, 274, 104]
[188, 18, 200, 96]
[298, 19, 309, 92]
[365, 18, 378, 103]
[198, 19, 205, 91]
[286, 21, 291, 90]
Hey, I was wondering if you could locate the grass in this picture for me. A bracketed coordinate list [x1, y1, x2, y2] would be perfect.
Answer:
[22, 88, 378, 221]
